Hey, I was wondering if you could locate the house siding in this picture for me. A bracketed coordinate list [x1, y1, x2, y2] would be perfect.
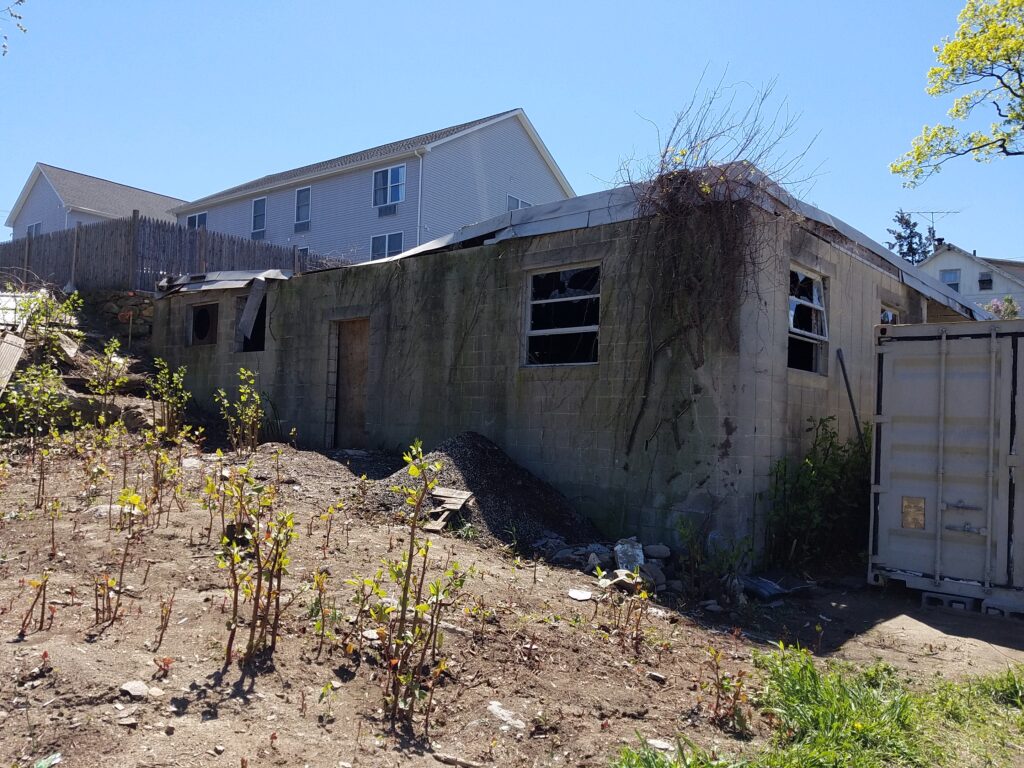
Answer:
[176, 115, 570, 260]
[919, 248, 1024, 311]
[176, 159, 422, 262]
[420, 116, 568, 244]
[12, 174, 66, 238]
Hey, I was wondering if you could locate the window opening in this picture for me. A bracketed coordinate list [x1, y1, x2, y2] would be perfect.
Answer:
[186, 212, 207, 230]
[978, 271, 993, 291]
[939, 269, 960, 292]
[190, 303, 218, 346]
[373, 165, 406, 206]
[251, 198, 266, 239]
[787, 269, 828, 373]
[526, 266, 600, 365]
[294, 187, 311, 232]
[371, 232, 403, 260]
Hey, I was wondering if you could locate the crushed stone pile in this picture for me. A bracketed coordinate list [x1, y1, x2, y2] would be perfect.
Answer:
[368, 431, 598, 551]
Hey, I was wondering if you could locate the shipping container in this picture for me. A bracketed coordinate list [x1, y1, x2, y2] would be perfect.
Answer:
[869, 319, 1024, 614]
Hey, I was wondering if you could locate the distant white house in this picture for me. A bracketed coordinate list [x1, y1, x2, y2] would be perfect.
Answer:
[918, 241, 1024, 312]
[5, 163, 186, 239]
[171, 108, 575, 263]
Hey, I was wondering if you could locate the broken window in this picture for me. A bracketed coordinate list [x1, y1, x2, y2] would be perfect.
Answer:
[978, 271, 993, 291]
[787, 269, 827, 373]
[236, 281, 268, 352]
[880, 306, 900, 324]
[526, 266, 599, 365]
[190, 302, 218, 346]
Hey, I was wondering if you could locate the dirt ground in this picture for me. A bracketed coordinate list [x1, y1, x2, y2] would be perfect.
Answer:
[0, 437, 1021, 768]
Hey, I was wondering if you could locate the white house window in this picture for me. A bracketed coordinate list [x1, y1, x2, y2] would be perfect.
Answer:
[373, 165, 406, 206]
[186, 212, 207, 230]
[27, 222, 42, 238]
[251, 198, 266, 239]
[939, 269, 960, 292]
[788, 268, 828, 373]
[371, 232, 403, 260]
[294, 187, 311, 232]
[978, 271, 993, 291]
[527, 265, 600, 366]
[508, 195, 532, 211]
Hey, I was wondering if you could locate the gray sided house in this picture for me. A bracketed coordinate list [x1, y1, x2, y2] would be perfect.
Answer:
[6, 163, 185, 239]
[153, 179, 979, 546]
[171, 109, 573, 264]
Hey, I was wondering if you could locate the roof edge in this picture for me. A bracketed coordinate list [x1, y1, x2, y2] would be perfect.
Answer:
[5, 164, 46, 229]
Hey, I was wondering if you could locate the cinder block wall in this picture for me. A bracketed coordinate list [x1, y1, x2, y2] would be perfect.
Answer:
[153, 213, 943, 548]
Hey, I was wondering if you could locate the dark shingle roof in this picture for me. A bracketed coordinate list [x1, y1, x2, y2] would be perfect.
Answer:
[38, 164, 185, 222]
[178, 109, 522, 211]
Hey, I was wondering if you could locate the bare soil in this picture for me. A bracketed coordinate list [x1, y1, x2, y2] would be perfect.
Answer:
[0, 434, 1021, 768]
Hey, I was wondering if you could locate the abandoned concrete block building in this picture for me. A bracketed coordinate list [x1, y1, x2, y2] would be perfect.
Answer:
[152, 175, 981, 546]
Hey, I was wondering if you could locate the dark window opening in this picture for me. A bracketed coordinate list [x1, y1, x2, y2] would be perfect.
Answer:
[788, 336, 818, 372]
[241, 296, 267, 352]
[190, 303, 218, 346]
[978, 271, 993, 291]
[527, 266, 600, 366]
[187, 212, 207, 230]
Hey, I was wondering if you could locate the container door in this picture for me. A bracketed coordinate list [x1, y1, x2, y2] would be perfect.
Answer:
[874, 333, 1012, 588]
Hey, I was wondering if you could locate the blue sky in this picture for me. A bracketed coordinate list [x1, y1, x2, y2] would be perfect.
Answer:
[1, 1, 1020, 259]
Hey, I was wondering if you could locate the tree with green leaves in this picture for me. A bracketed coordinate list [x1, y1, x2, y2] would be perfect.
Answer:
[885, 209, 936, 264]
[891, 0, 1024, 186]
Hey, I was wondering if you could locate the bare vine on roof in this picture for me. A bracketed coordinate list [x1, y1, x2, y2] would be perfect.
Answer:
[617, 76, 813, 455]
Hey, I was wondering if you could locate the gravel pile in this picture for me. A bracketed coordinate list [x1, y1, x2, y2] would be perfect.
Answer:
[370, 432, 598, 551]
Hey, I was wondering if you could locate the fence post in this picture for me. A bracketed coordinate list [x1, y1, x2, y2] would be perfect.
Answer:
[198, 227, 207, 273]
[292, 245, 301, 276]
[22, 235, 30, 284]
[127, 209, 139, 290]
[70, 223, 81, 290]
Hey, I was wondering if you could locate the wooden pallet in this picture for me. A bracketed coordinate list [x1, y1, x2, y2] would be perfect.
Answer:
[422, 487, 474, 533]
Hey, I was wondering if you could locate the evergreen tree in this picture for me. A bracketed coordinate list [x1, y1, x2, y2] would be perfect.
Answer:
[886, 209, 935, 265]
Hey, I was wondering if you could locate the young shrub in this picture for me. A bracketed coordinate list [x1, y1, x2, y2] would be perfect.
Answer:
[344, 440, 472, 735]
[150, 358, 190, 438]
[0, 363, 68, 449]
[765, 416, 871, 567]
[87, 338, 129, 415]
[214, 368, 264, 455]
[17, 290, 84, 365]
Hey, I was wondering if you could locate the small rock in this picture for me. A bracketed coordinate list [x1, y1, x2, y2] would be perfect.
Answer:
[646, 738, 674, 751]
[182, 457, 202, 470]
[361, 629, 380, 642]
[702, 600, 724, 613]
[148, 686, 164, 698]
[117, 716, 139, 728]
[214, 744, 225, 755]
[640, 561, 666, 586]
[487, 701, 526, 730]
[648, 671, 667, 684]
[120, 680, 150, 700]
[568, 589, 592, 601]
[614, 537, 645, 571]
[643, 543, 671, 559]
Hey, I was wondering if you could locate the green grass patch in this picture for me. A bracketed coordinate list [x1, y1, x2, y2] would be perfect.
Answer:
[611, 645, 1024, 768]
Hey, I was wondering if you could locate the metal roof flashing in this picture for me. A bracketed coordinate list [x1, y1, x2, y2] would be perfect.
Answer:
[157, 269, 292, 297]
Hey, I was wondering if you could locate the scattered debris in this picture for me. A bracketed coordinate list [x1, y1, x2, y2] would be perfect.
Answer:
[568, 589, 592, 601]
[0, 333, 25, 394]
[648, 671, 667, 685]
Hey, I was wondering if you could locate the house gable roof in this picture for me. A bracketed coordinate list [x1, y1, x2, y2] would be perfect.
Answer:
[920, 243, 1024, 292]
[174, 108, 574, 214]
[5, 163, 186, 228]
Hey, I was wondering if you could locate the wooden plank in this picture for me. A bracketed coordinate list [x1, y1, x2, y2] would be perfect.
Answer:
[431, 487, 473, 502]
[0, 333, 26, 393]
[423, 508, 452, 533]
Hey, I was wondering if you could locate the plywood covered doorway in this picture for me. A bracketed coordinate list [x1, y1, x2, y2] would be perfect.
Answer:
[333, 318, 370, 448]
